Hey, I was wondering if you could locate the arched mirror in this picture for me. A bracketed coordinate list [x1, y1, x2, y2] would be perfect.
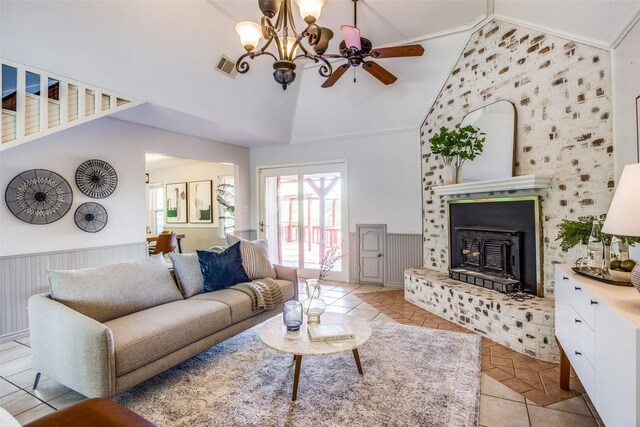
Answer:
[459, 100, 516, 181]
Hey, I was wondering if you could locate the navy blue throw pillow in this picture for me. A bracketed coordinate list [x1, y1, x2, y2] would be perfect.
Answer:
[197, 243, 250, 292]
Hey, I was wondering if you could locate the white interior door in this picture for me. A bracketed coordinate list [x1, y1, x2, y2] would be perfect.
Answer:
[258, 162, 348, 281]
[358, 225, 385, 284]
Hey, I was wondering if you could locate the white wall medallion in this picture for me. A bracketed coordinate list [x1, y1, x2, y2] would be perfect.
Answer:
[5, 169, 73, 224]
[74, 202, 108, 233]
[75, 159, 118, 199]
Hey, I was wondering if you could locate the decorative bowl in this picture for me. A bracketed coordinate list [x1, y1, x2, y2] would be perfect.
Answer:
[608, 269, 632, 283]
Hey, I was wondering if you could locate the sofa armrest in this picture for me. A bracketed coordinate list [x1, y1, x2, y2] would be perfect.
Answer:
[28, 294, 116, 398]
[274, 265, 299, 301]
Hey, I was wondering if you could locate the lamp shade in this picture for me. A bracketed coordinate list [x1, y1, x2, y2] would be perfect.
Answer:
[236, 21, 262, 52]
[602, 163, 640, 237]
[295, 0, 326, 24]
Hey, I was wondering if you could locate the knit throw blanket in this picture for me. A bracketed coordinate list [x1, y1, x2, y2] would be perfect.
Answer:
[230, 279, 284, 311]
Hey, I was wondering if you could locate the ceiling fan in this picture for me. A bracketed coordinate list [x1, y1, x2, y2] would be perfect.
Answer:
[321, 0, 425, 88]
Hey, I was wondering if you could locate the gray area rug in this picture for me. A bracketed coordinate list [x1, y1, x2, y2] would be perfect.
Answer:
[114, 320, 481, 427]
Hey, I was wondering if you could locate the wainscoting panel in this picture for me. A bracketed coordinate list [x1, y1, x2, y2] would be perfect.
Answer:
[0, 242, 147, 341]
[384, 234, 423, 285]
[348, 232, 422, 286]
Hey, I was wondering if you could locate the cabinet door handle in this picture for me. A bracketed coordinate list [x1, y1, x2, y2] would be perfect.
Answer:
[590, 300, 599, 305]
[574, 286, 582, 291]
[575, 351, 582, 356]
[574, 319, 582, 323]
[562, 276, 569, 280]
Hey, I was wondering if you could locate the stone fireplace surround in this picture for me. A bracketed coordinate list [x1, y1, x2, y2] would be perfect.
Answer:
[405, 18, 614, 362]
[406, 179, 558, 362]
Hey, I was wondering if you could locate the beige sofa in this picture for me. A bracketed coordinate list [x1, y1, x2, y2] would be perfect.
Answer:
[28, 255, 297, 399]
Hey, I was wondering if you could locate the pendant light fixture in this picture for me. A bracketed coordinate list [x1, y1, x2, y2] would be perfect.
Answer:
[235, 0, 335, 90]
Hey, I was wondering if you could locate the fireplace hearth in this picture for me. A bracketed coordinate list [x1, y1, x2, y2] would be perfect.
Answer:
[448, 197, 542, 296]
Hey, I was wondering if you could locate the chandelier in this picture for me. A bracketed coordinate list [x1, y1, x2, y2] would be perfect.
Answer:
[235, 0, 335, 90]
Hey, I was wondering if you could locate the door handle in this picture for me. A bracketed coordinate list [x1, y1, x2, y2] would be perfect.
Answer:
[377, 253, 383, 258]
[259, 221, 265, 233]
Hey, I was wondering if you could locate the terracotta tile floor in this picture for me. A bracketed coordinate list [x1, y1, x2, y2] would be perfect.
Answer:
[355, 289, 586, 406]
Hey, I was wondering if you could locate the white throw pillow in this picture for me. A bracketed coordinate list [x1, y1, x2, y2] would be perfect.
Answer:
[226, 234, 276, 280]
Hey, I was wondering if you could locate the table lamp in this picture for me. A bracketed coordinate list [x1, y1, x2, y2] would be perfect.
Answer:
[602, 163, 640, 292]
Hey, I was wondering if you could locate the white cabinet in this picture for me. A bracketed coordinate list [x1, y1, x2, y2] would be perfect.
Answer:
[555, 265, 640, 427]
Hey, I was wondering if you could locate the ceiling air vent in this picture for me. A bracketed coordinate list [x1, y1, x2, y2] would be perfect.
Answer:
[215, 55, 238, 79]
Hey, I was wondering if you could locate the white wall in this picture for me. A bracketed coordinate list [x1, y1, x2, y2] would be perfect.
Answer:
[250, 129, 422, 234]
[0, 117, 250, 257]
[0, 0, 300, 145]
[290, 32, 470, 143]
[613, 18, 640, 180]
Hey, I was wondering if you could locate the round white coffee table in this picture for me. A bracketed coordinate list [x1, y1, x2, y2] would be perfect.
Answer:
[259, 312, 372, 401]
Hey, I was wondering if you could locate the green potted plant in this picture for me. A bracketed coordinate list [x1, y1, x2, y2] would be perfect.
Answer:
[429, 125, 485, 184]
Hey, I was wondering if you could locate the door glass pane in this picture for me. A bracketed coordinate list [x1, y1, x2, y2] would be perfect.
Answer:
[303, 172, 342, 271]
[264, 175, 298, 267]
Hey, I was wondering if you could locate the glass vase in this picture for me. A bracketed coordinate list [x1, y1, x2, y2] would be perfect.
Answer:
[302, 279, 326, 324]
[283, 300, 303, 332]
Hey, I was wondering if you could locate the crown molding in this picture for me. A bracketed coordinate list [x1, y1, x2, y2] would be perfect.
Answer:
[611, 3, 640, 48]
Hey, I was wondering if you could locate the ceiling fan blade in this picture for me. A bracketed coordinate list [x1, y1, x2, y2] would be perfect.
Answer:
[321, 64, 350, 88]
[340, 25, 361, 51]
[370, 44, 425, 59]
[362, 61, 397, 85]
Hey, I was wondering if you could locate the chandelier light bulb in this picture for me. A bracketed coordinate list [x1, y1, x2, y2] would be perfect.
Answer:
[236, 21, 262, 52]
[295, 0, 326, 24]
[280, 36, 299, 59]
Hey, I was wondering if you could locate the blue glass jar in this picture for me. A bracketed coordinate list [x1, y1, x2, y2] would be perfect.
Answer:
[283, 300, 303, 331]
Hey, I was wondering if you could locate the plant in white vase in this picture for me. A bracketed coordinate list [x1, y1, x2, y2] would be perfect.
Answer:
[429, 125, 485, 184]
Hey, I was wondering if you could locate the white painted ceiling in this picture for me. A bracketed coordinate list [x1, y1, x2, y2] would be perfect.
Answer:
[2, 0, 640, 148]
[209, 0, 486, 46]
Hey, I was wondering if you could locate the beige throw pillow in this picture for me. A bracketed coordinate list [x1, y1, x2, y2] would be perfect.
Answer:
[48, 254, 183, 322]
[226, 234, 276, 280]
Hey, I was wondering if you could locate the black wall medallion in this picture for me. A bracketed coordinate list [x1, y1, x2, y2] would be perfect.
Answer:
[74, 202, 108, 233]
[75, 159, 118, 198]
[5, 169, 73, 224]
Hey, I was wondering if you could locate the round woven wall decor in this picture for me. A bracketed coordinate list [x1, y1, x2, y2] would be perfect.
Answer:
[74, 202, 108, 233]
[75, 159, 118, 198]
[5, 169, 73, 225]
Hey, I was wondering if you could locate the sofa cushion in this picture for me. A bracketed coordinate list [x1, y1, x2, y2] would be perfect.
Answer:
[197, 243, 250, 292]
[104, 299, 231, 376]
[191, 289, 260, 323]
[168, 252, 203, 298]
[190, 279, 295, 323]
[226, 234, 276, 280]
[48, 254, 183, 323]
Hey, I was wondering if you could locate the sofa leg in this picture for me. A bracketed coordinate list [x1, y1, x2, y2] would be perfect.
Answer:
[33, 372, 41, 390]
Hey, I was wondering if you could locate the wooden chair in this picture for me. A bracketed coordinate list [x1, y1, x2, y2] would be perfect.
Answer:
[150, 233, 177, 255]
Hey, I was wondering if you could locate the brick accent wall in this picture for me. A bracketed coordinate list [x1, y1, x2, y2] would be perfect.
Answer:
[421, 19, 614, 296]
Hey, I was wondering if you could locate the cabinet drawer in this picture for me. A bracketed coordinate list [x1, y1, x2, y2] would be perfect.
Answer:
[567, 336, 596, 398]
[569, 278, 599, 329]
[568, 307, 595, 368]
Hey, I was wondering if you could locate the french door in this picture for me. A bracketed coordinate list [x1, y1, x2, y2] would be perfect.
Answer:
[258, 162, 348, 281]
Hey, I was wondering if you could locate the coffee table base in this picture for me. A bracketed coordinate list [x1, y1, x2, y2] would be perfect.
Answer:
[291, 349, 364, 401]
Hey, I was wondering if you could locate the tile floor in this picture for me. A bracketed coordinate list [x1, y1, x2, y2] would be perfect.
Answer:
[0, 282, 603, 426]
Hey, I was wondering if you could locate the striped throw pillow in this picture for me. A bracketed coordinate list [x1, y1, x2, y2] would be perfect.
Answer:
[226, 234, 276, 280]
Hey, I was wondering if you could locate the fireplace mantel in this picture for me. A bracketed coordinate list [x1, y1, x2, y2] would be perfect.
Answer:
[432, 174, 553, 196]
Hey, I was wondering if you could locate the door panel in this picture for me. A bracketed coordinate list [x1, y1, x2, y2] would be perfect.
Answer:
[259, 163, 347, 281]
[358, 226, 385, 284]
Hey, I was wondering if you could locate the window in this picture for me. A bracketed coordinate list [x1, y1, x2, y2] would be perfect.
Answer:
[149, 183, 164, 234]
[217, 175, 235, 239]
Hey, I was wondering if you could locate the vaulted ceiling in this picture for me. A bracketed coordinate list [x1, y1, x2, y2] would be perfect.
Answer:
[1, 0, 639, 148]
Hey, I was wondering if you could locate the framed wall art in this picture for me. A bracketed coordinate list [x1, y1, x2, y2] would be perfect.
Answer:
[166, 182, 188, 224]
[188, 180, 213, 224]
